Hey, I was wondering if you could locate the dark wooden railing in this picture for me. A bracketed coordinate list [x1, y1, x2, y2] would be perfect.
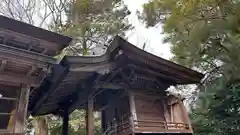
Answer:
[134, 120, 189, 130]
[104, 115, 190, 135]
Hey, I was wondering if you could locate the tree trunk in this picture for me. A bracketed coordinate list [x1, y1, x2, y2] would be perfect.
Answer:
[34, 116, 48, 135]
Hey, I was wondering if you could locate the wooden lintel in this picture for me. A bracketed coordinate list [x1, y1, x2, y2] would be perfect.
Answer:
[27, 66, 37, 76]
[94, 83, 124, 90]
[0, 59, 7, 71]
[0, 71, 40, 87]
[70, 63, 114, 72]
[131, 91, 164, 100]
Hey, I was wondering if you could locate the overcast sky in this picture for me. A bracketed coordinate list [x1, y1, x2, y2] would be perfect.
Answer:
[123, 0, 172, 60]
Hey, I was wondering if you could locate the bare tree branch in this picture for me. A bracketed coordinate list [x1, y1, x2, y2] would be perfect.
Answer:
[0, 0, 69, 28]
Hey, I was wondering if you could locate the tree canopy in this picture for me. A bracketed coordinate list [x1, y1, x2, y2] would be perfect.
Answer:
[142, 0, 240, 134]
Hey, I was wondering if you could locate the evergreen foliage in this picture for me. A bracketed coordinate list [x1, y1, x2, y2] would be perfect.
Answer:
[142, 0, 240, 134]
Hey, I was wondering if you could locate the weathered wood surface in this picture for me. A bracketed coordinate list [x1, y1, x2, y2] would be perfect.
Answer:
[133, 93, 166, 128]
[15, 85, 30, 134]
[0, 15, 72, 56]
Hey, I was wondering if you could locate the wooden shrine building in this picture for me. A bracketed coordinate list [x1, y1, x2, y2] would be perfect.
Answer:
[0, 15, 204, 135]
[0, 15, 72, 135]
[29, 37, 204, 134]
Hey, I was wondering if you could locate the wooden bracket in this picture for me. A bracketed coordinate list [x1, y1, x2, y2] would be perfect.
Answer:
[27, 66, 37, 76]
[0, 59, 7, 71]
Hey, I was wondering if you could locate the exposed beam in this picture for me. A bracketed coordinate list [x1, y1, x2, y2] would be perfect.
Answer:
[30, 66, 69, 116]
[93, 83, 124, 90]
[0, 97, 17, 101]
[0, 71, 41, 87]
[0, 59, 7, 71]
[0, 43, 57, 64]
[128, 64, 181, 83]
[69, 62, 114, 72]
[127, 54, 201, 82]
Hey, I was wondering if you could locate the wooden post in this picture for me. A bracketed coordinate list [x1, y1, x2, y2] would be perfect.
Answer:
[170, 105, 174, 122]
[162, 100, 170, 129]
[87, 96, 94, 135]
[15, 84, 31, 134]
[129, 91, 137, 132]
[179, 101, 193, 132]
[101, 110, 106, 132]
[85, 108, 88, 135]
[62, 108, 69, 135]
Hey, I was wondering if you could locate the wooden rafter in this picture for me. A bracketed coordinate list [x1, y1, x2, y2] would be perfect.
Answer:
[30, 66, 69, 116]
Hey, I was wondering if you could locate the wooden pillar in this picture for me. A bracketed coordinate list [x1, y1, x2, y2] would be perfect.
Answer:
[170, 105, 174, 122]
[162, 100, 171, 123]
[129, 92, 137, 121]
[129, 91, 137, 133]
[179, 101, 193, 132]
[62, 108, 69, 135]
[101, 110, 106, 132]
[15, 84, 30, 133]
[86, 96, 94, 135]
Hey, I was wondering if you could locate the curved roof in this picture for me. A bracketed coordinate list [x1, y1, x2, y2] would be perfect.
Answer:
[0, 15, 72, 56]
[29, 36, 204, 116]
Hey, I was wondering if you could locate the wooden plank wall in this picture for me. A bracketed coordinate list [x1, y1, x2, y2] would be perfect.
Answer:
[132, 92, 166, 133]
[134, 95, 166, 122]
[130, 90, 193, 134]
